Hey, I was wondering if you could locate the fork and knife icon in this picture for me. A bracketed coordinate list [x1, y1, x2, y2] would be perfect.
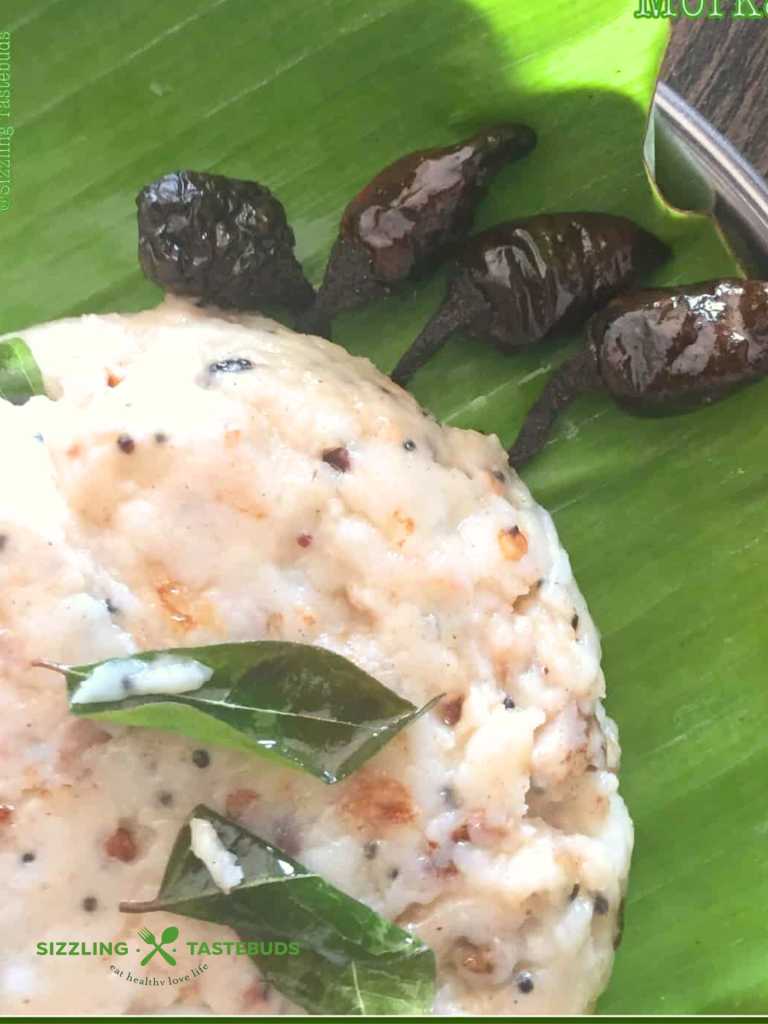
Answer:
[138, 925, 179, 966]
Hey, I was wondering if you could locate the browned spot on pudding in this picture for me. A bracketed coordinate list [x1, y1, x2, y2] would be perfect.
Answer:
[392, 509, 415, 547]
[297, 607, 316, 627]
[455, 940, 495, 974]
[342, 769, 415, 829]
[147, 566, 221, 637]
[440, 694, 464, 727]
[105, 826, 138, 863]
[498, 525, 529, 561]
[214, 484, 269, 521]
[155, 579, 196, 630]
[465, 810, 508, 845]
[437, 861, 459, 879]
[451, 823, 470, 843]
[57, 719, 111, 773]
[266, 612, 284, 637]
[225, 789, 260, 821]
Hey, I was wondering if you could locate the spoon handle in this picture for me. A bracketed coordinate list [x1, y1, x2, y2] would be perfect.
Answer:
[158, 946, 176, 966]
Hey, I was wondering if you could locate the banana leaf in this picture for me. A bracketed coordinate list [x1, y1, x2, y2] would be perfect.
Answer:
[3, 0, 765, 1015]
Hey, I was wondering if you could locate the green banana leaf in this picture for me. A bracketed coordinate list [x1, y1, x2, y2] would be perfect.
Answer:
[3, 0, 764, 1015]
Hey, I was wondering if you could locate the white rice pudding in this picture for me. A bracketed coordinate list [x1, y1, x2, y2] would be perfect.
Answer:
[0, 298, 632, 1015]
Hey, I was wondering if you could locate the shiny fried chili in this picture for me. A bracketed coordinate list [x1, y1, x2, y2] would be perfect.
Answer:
[137, 171, 315, 315]
[508, 278, 768, 468]
[391, 212, 670, 386]
[297, 124, 537, 337]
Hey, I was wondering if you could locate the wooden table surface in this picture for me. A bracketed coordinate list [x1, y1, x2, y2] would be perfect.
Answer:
[662, 3, 768, 177]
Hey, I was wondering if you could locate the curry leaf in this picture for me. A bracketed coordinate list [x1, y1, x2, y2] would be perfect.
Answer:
[59, 642, 439, 783]
[0, 338, 45, 405]
[120, 805, 436, 1015]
